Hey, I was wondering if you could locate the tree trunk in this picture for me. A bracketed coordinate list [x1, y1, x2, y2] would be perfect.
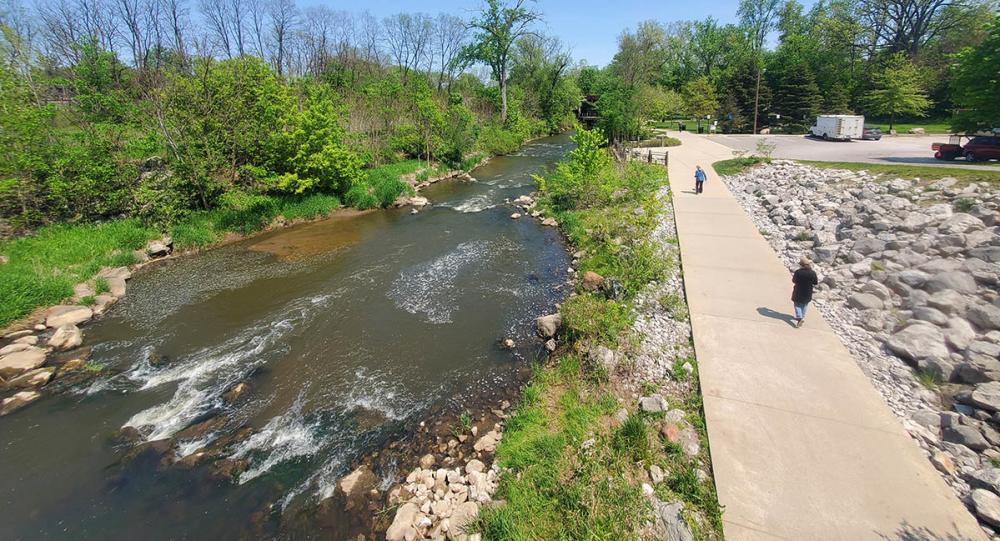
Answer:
[500, 71, 508, 124]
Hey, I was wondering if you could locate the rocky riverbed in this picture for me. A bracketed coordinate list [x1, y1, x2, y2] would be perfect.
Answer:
[723, 160, 1000, 532]
[378, 181, 721, 540]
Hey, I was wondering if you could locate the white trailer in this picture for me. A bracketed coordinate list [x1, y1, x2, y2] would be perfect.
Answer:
[810, 115, 864, 141]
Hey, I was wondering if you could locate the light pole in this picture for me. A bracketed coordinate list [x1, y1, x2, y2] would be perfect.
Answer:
[753, 66, 765, 135]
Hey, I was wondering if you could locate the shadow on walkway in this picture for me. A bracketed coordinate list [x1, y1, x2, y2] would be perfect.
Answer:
[756, 307, 798, 328]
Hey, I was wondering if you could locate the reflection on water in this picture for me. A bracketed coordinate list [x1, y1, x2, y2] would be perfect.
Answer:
[0, 133, 573, 540]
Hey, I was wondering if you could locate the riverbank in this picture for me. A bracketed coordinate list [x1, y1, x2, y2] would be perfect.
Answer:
[377, 130, 723, 540]
[0, 159, 483, 333]
[0, 159, 480, 416]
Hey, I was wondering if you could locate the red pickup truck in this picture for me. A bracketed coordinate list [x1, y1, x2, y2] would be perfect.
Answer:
[933, 135, 1000, 161]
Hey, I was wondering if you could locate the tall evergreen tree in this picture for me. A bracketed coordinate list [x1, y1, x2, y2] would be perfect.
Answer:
[774, 61, 821, 125]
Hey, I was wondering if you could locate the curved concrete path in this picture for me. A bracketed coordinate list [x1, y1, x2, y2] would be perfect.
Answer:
[664, 132, 986, 540]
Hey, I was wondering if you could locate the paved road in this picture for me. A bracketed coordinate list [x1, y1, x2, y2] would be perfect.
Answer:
[663, 131, 987, 541]
[708, 133, 1000, 171]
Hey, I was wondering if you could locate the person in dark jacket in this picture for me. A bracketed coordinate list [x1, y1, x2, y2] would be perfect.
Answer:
[791, 256, 818, 328]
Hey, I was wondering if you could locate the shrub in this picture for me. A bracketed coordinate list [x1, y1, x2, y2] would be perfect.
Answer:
[215, 191, 279, 234]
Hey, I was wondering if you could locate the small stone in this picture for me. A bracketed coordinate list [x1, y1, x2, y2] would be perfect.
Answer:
[930, 451, 956, 477]
[649, 464, 664, 484]
[510, 213, 521, 219]
[536, 314, 561, 338]
[639, 395, 667, 413]
[582, 271, 604, 291]
[465, 459, 485, 474]
[420, 454, 436, 470]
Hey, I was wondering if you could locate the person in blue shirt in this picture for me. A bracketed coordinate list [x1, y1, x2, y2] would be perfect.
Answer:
[694, 165, 707, 194]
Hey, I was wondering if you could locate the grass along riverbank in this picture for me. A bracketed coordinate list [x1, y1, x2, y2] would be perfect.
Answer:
[0, 159, 471, 330]
[473, 130, 722, 539]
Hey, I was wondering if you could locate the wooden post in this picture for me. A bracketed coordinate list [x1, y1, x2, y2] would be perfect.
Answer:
[647, 149, 653, 163]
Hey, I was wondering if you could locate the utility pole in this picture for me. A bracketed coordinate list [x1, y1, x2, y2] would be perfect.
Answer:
[753, 64, 764, 135]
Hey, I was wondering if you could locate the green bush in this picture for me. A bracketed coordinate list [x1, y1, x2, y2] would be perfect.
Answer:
[215, 191, 280, 234]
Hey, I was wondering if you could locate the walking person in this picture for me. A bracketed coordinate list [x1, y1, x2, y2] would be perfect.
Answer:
[694, 165, 706, 194]
[791, 256, 818, 328]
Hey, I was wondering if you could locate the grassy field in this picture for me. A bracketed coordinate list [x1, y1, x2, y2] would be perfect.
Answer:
[799, 160, 1000, 186]
[474, 139, 722, 539]
[0, 159, 468, 329]
[866, 119, 954, 134]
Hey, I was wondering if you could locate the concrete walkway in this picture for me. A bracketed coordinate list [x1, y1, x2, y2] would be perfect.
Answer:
[665, 132, 986, 540]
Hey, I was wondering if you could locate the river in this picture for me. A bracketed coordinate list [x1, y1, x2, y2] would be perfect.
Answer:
[0, 134, 573, 540]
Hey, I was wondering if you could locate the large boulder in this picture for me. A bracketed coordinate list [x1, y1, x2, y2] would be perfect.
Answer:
[852, 238, 886, 255]
[886, 323, 949, 364]
[0, 347, 47, 378]
[847, 293, 883, 310]
[535, 314, 561, 338]
[957, 341, 1000, 383]
[973, 489, 1000, 528]
[45, 305, 93, 328]
[5, 367, 55, 388]
[48, 324, 83, 351]
[940, 213, 985, 234]
[969, 467, 1000, 494]
[96, 266, 131, 281]
[924, 271, 977, 294]
[945, 318, 976, 350]
[968, 303, 1000, 331]
[970, 382, 1000, 413]
[449, 501, 480, 541]
[943, 425, 989, 451]
[969, 246, 1000, 263]
[385, 502, 420, 541]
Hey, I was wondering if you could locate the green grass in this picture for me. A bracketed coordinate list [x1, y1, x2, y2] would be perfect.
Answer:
[475, 133, 722, 540]
[634, 136, 682, 148]
[798, 160, 1000, 187]
[712, 157, 772, 176]
[865, 119, 954, 134]
[0, 219, 157, 327]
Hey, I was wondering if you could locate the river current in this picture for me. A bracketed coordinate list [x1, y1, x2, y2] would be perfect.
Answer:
[0, 134, 573, 540]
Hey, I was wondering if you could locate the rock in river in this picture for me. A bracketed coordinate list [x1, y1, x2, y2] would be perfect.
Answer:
[0, 347, 47, 378]
[536, 313, 561, 338]
[0, 391, 41, 416]
[45, 305, 93, 328]
[48, 324, 83, 351]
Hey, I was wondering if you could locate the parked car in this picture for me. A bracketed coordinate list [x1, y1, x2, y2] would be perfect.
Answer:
[861, 126, 882, 140]
[963, 135, 1000, 162]
[933, 135, 1000, 161]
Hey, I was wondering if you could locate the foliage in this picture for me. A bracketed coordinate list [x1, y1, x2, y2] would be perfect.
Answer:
[951, 21, 1000, 134]
[682, 77, 720, 121]
[863, 53, 931, 130]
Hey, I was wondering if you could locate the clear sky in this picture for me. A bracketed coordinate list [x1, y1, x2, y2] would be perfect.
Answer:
[302, 0, 807, 67]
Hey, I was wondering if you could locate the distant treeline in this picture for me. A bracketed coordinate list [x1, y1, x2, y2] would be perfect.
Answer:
[583, 0, 999, 140]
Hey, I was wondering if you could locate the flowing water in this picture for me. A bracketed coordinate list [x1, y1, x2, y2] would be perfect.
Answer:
[0, 134, 573, 540]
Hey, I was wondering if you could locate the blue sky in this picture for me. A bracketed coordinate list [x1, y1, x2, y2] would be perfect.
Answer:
[304, 0, 805, 67]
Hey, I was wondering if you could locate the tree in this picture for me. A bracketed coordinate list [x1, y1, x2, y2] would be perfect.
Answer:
[682, 76, 719, 128]
[610, 20, 665, 86]
[863, 52, 931, 130]
[738, 0, 781, 51]
[950, 21, 1000, 133]
[773, 61, 821, 124]
[467, 0, 541, 124]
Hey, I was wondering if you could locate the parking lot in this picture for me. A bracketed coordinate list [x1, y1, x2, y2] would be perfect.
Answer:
[707, 134, 1000, 170]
